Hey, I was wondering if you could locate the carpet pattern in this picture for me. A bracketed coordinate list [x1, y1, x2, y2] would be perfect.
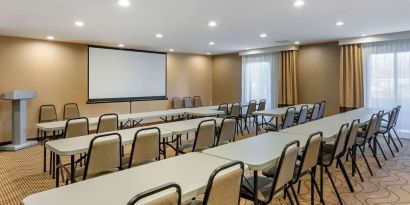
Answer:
[0, 130, 409, 205]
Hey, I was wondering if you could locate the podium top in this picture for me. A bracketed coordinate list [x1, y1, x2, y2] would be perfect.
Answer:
[0, 90, 37, 100]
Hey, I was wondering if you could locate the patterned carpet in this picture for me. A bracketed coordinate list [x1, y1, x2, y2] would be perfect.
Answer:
[0, 130, 409, 205]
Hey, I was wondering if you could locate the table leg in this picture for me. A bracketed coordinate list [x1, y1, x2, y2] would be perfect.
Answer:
[320, 147, 324, 201]
[70, 155, 75, 184]
[175, 135, 180, 156]
[373, 136, 378, 154]
[253, 170, 258, 205]
[52, 152, 55, 178]
[255, 118, 259, 135]
[56, 154, 60, 187]
[162, 138, 167, 159]
[352, 146, 357, 175]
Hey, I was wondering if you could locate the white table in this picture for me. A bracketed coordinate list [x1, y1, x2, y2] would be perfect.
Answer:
[253, 104, 314, 117]
[45, 127, 172, 187]
[203, 131, 310, 204]
[23, 153, 235, 205]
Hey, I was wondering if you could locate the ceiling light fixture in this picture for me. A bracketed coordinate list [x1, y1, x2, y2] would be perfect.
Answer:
[74, 21, 84, 27]
[169, 49, 174, 52]
[260, 33, 267, 38]
[118, 44, 124, 47]
[361, 34, 368, 37]
[336, 21, 344, 26]
[118, 0, 130, 7]
[245, 48, 250, 50]
[155, 33, 163, 38]
[208, 21, 217, 27]
[46, 35, 55, 40]
[209, 41, 215, 45]
[206, 52, 211, 55]
[293, 0, 305, 7]
[294, 41, 300, 45]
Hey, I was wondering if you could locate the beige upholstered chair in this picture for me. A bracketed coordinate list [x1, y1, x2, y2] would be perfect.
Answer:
[241, 141, 300, 204]
[128, 183, 182, 205]
[63, 103, 80, 120]
[38, 104, 58, 141]
[193, 96, 203, 107]
[241, 100, 257, 133]
[64, 117, 89, 138]
[309, 103, 321, 121]
[186, 161, 244, 205]
[173, 97, 182, 109]
[296, 105, 309, 125]
[216, 117, 237, 146]
[97, 113, 118, 133]
[356, 114, 381, 175]
[230, 103, 243, 135]
[178, 119, 216, 153]
[344, 119, 364, 181]
[183, 97, 193, 108]
[318, 101, 326, 118]
[123, 127, 161, 168]
[265, 107, 296, 132]
[217, 103, 229, 117]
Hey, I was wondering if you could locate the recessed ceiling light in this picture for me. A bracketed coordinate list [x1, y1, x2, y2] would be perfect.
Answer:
[245, 48, 250, 50]
[118, 44, 124, 47]
[206, 52, 211, 55]
[169, 49, 174, 52]
[209, 41, 215, 45]
[46, 36, 55, 40]
[293, 0, 305, 7]
[208, 21, 217, 27]
[118, 0, 130, 7]
[336, 21, 344, 26]
[294, 41, 300, 45]
[74, 21, 84, 27]
[155, 33, 163, 38]
[361, 34, 368, 37]
[260, 33, 267, 38]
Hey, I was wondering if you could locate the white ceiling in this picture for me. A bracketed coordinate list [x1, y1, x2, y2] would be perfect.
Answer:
[1, 0, 410, 54]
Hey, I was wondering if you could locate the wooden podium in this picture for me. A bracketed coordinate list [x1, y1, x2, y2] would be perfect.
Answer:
[0, 90, 37, 151]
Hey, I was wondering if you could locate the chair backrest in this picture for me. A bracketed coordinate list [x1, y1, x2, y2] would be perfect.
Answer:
[297, 132, 323, 178]
[258, 99, 266, 111]
[63, 103, 80, 120]
[193, 96, 203, 107]
[310, 103, 321, 121]
[345, 119, 361, 151]
[359, 114, 379, 144]
[193, 119, 217, 152]
[318, 101, 326, 118]
[217, 116, 237, 145]
[202, 161, 245, 205]
[39, 104, 58, 122]
[172, 97, 182, 109]
[64, 117, 89, 138]
[330, 123, 350, 162]
[230, 103, 241, 117]
[267, 140, 300, 202]
[374, 110, 384, 134]
[393, 105, 401, 126]
[183, 97, 193, 108]
[218, 103, 229, 116]
[282, 107, 296, 129]
[386, 108, 397, 130]
[297, 105, 309, 125]
[97, 113, 118, 133]
[246, 100, 257, 115]
[83, 133, 122, 180]
[128, 127, 161, 168]
[127, 183, 182, 205]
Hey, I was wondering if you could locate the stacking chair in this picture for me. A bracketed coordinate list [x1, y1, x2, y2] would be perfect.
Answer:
[355, 114, 380, 175]
[372, 111, 389, 162]
[96, 113, 118, 133]
[187, 161, 244, 205]
[343, 119, 364, 181]
[378, 107, 399, 156]
[230, 103, 243, 135]
[123, 127, 161, 168]
[263, 132, 325, 204]
[173, 97, 183, 109]
[127, 183, 182, 205]
[38, 104, 58, 141]
[216, 116, 237, 146]
[193, 96, 203, 107]
[265, 107, 296, 132]
[63, 103, 80, 120]
[318, 101, 326, 119]
[309, 103, 321, 121]
[241, 100, 257, 133]
[257, 99, 267, 125]
[390, 105, 403, 147]
[296, 105, 309, 125]
[63, 133, 122, 182]
[241, 141, 300, 205]
[218, 103, 229, 117]
[320, 123, 351, 204]
[183, 97, 193, 108]
[178, 119, 216, 153]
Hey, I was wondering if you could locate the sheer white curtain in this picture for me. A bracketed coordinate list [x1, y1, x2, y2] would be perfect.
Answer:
[241, 53, 280, 109]
[363, 39, 410, 133]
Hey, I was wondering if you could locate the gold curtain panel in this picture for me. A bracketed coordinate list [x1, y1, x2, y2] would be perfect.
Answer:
[280, 50, 298, 105]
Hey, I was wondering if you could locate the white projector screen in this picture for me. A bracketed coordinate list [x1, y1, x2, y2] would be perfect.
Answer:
[88, 46, 167, 103]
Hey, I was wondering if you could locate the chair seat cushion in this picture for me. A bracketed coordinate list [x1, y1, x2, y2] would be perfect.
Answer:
[241, 176, 274, 202]
[178, 143, 194, 153]
[121, 156, 156, 168]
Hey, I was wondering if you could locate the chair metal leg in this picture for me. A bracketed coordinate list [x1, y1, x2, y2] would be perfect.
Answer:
[337, 157, 355, 193]
[310, 169, 326, 205]
[368, 141, 382, 168]
[388, 131, 399, 152]
[290, 184, 300, 205]
[382, 134, 395, 157]
[325, 167, 343, 204]
[374, 138, 388, 160]
[297, 180, 301, 194]
[285, 187, 295, 205]
[359, 146, 373, 176]
[392, 128, 403, 147]
[349, 152, 364, 182]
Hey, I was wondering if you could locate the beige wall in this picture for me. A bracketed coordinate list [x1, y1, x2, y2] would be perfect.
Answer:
[212, 53, 242, 104]
[0, 36, 212, 142]
[297, 42, 340, 115]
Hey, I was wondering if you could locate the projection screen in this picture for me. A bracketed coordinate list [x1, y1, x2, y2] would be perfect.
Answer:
[88, 46, 167, 103]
